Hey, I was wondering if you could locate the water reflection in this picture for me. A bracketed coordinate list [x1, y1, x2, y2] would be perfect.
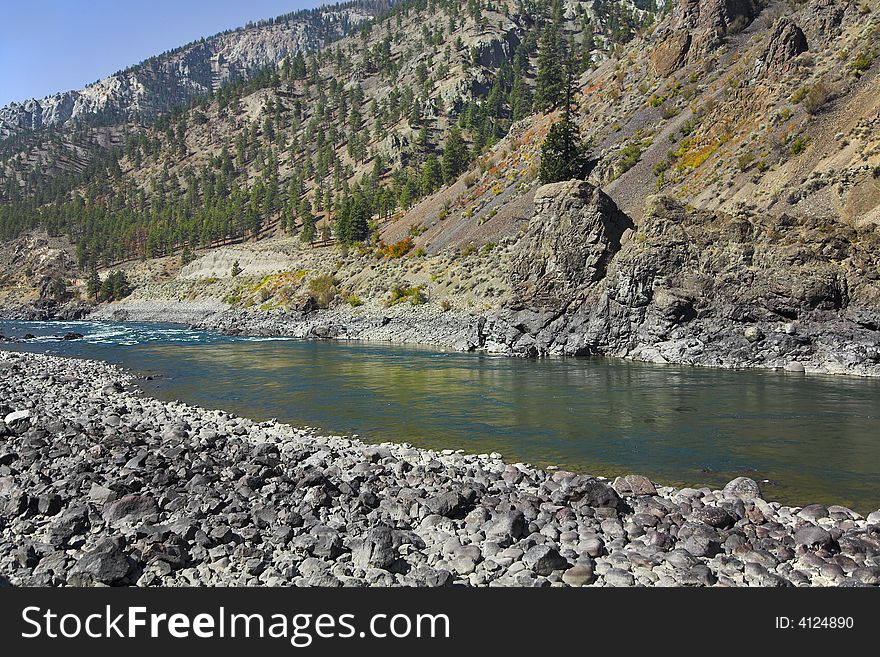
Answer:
[2, 320, 879, 511]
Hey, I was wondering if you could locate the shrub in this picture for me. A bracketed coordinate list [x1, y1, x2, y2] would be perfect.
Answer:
[790, 86, 808, 104]
[852, 49, 874, 75]
[679, 119, 697, 137]
[346, 294, 363, 307]
[618, 142, 643, 174]
[737, 152, 755, 171]
[387, 285, 426, 306]
[803, 82, 829, 115]
[386, 237, 414, 258]
[661, 104, 679, 120]
[788, 135, 810, 156]
[231, 260, 243, 277]
[308, 274, 338, 308]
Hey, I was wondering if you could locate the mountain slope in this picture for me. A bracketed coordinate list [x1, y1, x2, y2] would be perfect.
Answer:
[2, 0, 880, 376]
[0, 1, 383, 138]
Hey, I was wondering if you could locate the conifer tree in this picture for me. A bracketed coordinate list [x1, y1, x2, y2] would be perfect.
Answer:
[441, 127, 468, 183]
[534, 22, 565, 112]
[538, 50, 594, 184]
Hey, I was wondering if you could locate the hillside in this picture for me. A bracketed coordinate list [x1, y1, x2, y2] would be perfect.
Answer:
[0, 1, 383, 138]
[2, 0, 880, 375]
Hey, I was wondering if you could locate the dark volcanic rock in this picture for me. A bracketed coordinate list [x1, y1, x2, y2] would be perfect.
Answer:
[523, 545, 570, 575]
[70, 538, 133, 585]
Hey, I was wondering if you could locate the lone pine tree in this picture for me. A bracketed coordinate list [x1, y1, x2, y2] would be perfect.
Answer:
[539, 49, 595, 184]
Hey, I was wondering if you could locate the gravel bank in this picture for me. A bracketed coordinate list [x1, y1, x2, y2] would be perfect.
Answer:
[1, 350, 879, 587]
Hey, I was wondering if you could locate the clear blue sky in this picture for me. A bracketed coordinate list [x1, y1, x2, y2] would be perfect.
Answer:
[0, 0, 322, 106]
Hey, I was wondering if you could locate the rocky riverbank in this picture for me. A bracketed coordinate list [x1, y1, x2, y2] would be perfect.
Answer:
[1, 349, 879, 587]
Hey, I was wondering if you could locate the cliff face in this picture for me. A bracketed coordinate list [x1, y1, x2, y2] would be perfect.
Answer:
[485, 181, 880, 376]
[650, 0, 762, 76]
[0, 5, 376, 137]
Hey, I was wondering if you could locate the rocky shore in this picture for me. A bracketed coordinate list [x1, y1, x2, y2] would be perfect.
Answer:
[2, 349, 879, 587]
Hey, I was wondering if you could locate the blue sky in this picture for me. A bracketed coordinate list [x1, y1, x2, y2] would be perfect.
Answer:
[0, 0, 322, 106]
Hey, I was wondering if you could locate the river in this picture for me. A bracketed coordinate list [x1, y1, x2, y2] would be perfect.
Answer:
[2, 319, 879, 512]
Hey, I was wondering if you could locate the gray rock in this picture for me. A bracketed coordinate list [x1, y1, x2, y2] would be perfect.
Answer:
[484, 510, 527, 547]
[794, 525, 833, 549]
[612, 474, 657, 497]
[3, 410, 31, 434]
[798, 504, 829, 521]
[561, 562, 596, 586]
[425, 491, 468, 518]
[722, 477, 763, 502]
[103, 495, 159, 524]
[351, 525, 396, 570]
[47, 506, 89, 546]
[690, 506, 735, 529]
[70, 539, 132, 585]
[604, 568, 635, 587]
[522, 545, 569, 576]
[850, 567, 880, 585]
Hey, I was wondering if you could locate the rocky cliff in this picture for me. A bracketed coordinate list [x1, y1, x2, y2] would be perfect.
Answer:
[484, 180, 880, 376]
[0, 3, 378, 138]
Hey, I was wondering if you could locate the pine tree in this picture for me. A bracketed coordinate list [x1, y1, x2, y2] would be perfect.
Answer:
[539, 52, 594, 184]
[441, 127, 468, 183]
[421, 155, 443, 195]
[334, 192, 370, 245]
[86, 269, 101, 301]
[534, 25, 565, 113]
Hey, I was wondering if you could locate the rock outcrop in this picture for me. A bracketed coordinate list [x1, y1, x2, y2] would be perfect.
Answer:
[757, 18, 808, 80]
[801, 0, 849, 47]
[484, 181, 880, 375]
[510, 181, 633, 309]
[651, 0, 762, 76]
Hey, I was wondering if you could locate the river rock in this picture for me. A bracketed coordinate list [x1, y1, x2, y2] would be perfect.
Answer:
[794, 525, 834, 549]
[484, 510, 527, 547]
[561, 562, 596, 586]
[522, 545, 569, 575]
[612, 474, 657, 497]
[3, 410, 31, 434]
[70, 538, 132, 585]
[722, 477, 762, 502]
[0, 350, 875, 589]
[351, 525, 396, 570]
